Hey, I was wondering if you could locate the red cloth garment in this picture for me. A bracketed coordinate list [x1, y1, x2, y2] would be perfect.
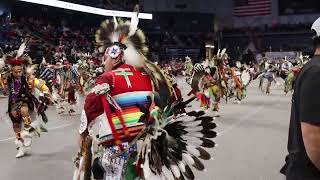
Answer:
[67, 88, 76, 104]
[292, 67, 301, 77]
[84, 64, 153, 144]
[173, 86, 182, 101]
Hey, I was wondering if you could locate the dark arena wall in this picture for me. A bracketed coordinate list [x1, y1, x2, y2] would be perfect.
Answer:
[279, 0, 320, 15]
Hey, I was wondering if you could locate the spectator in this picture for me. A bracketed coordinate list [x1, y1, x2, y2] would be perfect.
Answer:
[281, 17, 320, 180]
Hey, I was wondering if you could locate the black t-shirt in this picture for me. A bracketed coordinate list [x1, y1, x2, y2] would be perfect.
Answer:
[284, 56, 320, 180]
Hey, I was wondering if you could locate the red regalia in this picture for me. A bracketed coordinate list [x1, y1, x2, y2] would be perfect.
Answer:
[74, 8, 217, 180]
[83, 63, 154, 145]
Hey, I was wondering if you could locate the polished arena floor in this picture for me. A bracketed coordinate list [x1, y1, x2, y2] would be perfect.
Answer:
[0, 77, 290, 180]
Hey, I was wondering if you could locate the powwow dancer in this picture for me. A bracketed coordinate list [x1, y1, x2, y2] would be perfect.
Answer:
[0, 51, 9, 97]
[201, 68, 222, 112]
[226, 62, 252, 104]
[189, 53, 224, 116]
[74, 7, 217, 180]
[77, 56, 103, 93]
[2, 42, 50, 158]
[280, 58, 292, 80]
[184, 56, 193, 84]
[55, 60, 82, 115]
[0, 67, 9, 97]
[164, 71, 185, 116]
[38, 57, 56, 93]
[283, 55, 309, 95]
[259, 64, 277, 95]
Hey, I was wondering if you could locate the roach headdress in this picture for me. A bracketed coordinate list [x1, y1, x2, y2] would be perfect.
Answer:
[96, 6, 173, 109]
[95, 6, 148, 68]
[3, 42, 32, 67]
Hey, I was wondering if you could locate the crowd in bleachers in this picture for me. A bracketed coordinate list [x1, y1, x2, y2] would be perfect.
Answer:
[1, 10, 213, 63]
[1, 2, 316, 66]
[0, 16, 25, 46]
[221, 23, 314, 61]
[65, 0, 139, 11]
[222, 23, 312, 35]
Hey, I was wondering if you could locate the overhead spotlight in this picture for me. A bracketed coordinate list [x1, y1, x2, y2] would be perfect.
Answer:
[205, 44, 215, 48]
[17, 0, 152, 19]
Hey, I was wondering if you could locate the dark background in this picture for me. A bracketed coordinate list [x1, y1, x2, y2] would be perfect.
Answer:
[279, 0, 320, 15]
[233, 0, 250, 7]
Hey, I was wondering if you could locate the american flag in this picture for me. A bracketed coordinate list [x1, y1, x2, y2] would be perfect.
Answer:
[233, 0, 271, 17]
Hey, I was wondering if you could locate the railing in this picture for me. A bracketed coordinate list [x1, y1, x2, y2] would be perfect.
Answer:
[223, 30, 312, 38]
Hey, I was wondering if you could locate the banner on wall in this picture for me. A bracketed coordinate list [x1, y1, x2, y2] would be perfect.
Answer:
[166, 48, 200, 59]
[265, 51, 301, 61]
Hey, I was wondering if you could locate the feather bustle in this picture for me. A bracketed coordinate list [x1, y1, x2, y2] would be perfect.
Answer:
[190, 155, 205, 171]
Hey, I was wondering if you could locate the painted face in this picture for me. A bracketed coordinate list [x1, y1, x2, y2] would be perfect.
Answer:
[11, 66, 23, 78]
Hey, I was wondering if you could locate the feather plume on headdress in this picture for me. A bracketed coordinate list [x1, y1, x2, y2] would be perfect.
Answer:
[41, 57, 47, 64]
[16, 42, 27, 59]
[95, 5, 148, 68]
[4, 42, 32, 67]
[95, 6, 173, 108]
[0, 57, 5, 71]
[26, 64, 38, 75]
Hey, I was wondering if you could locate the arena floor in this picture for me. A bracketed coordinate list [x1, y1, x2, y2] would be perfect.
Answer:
[0, 77, 290, 180]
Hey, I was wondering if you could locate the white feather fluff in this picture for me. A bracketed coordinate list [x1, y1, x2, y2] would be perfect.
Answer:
[72, 169, 80, 180]
[181, 135, 204, 147]
[77, 157, 84, 180]
[203, 59, 209, 68]
[184, 132, 205, 139]
[161, 166, 175, 180]
[123, 44, 145, 68]
[79, 172, 85, 180]
[16, 42, 26, 58]
[186, 144, 200, 157]
[26, 65, 37, 75]
[312, 17, 320, 36]
[184, 120, 203, 127]
[175, 118, 195, 123]
[129, 12, 139, 37]
[220, 48, 227, 57]
[182, 153, 195, 165]
[144, 157, 162, 180]
[153, 174, 163, 180]
[0, 58, 5, 70]
[185, 126, 204, 132]
[170, 164, 181, 178]
[41, 57, 46, 64]
[217, 49, 221, 57]
[111, 32, 120, 43]
[143, 152, 152, 179]
[178, 161, 186, 173]
[160, 174, 166, 180]
[113, 16, 118, 29]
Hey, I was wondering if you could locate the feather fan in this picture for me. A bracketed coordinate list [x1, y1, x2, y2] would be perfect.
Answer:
[133, 97, 217, 180]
